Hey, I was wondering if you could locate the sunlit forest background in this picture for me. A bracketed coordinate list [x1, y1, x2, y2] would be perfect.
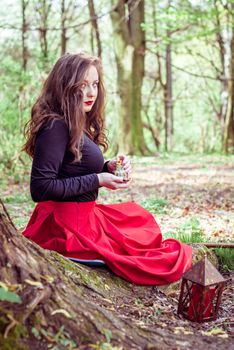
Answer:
[0, 0, 234, 179]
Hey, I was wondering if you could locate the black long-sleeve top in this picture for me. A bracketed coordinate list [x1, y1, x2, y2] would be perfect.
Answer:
[30, 118, 109, 202]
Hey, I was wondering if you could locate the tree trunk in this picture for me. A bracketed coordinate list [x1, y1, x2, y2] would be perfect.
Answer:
[36, 0, 51, 68]
[214, 0, 229, 135]
[0, 201, 231, 349]
[223, 4, 234, 153]
[164, 36, 173, 152]
[110, 0, 148, 155]
[214, 0, 234, 152]
[60, 0, 67, 55]
[21, 0, 29, 71]
[150, 0, 174, 153]
[88, 0, 102, 57]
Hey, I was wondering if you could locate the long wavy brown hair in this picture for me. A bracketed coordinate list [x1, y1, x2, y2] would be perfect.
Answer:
[23, 52, 108, 161]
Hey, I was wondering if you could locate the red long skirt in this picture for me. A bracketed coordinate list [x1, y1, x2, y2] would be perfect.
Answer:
[22, 201, 192, 285]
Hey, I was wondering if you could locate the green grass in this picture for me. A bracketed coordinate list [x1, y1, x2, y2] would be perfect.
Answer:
[214, 248, 234, 272]
[4, 192, 32, 204]
[165, 218, 234, 272]
[140, 198, 168, 214]
[165, 217, 204, 243]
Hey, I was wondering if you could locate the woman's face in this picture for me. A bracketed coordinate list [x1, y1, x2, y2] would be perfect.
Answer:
[81, 65, 99, 113]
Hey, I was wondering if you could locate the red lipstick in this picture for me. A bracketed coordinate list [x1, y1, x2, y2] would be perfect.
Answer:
[84, 101, 93, 105]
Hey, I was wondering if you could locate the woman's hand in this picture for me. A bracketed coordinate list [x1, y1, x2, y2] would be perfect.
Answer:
[107, 154, 132, 180]
[97, 173, 130, 190]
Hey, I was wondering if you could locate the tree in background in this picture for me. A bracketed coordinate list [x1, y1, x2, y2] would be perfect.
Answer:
[110, 0, 148, 155]
[164, 0, 174, 152]
[145, 0, 234, 154]
[34, 0, 52, 68]
[21, 0, 29, 71]
[220, 1, 234, 153]
[60, 0, 82, 56]
[194, 0, 234, 153]
[144, 0, 193, 153]
[177, 0, 234, 153]
[88, 0, 102, 57]
[60, 0, 67, 55]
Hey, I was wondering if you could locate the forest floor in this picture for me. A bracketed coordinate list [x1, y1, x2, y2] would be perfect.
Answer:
[0, 153, 234, 348]
[1, 154, 234, 242]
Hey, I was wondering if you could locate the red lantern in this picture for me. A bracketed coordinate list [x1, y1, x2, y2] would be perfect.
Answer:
[177, 256, 226, 322]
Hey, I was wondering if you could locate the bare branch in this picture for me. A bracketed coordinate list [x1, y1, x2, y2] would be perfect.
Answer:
[0, 6, 115, 32]
[146, 48, 232, 81]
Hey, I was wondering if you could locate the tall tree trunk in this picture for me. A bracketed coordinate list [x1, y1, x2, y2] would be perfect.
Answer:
[111, 0, 148, 155]
[19, 0, 29, 132]
[36, 0, 51, 68]
[213, 0, 234, 152]
[60, 0, 67, 55]
[88, 0, 102, 57]
[21, 0, 29, 71]
[224, 4, 234, 153]
[164, 36, 173, 152]
[150, 0, 173, 152]
[214, 0, 229, 145]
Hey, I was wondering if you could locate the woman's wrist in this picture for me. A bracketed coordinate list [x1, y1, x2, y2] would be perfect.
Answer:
[97, 173, 101, 185]
[97, 173, 103, 186]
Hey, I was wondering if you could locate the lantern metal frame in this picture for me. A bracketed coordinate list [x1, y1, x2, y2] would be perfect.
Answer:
[177, 257, 226, 323]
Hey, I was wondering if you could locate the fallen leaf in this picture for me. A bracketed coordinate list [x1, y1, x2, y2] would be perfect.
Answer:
[182, 206, 190, 216]
[102, 298, 113, 304]
[51, 309, 72, 318]
[25, 279, 43, 288]
[40, 275, 54, 284]
[174, 326, 194, 335]
[202, 328, 228, 337]
[217, 334, 229, 338]
[0, 288, 21, 303]
[0, 282, 8, 290]
[104, 284, 110, 290]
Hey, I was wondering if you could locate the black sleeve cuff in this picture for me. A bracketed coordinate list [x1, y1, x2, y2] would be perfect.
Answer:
[102, 161, 110, 173]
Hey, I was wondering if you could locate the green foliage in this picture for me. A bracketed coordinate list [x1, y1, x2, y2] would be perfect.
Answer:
[103, 329, 113, 344]
[88, 328, 123, 350]
[166, 217, 204, 243]
[152, 306, 162, 319]
[142, 0, 232, 154]
[140, 198, 168, 214]
[0, 54, 41, 180]
[214, 248, 234, 272]
[31, 327, 40, 339]
[166, 218, 234, 271]
[31, 325, 78, 350]
[4, 192, 32, 204]
[0, 287, 22, 303]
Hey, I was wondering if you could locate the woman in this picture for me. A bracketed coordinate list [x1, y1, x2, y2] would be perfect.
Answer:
[22, 52, 192, 285]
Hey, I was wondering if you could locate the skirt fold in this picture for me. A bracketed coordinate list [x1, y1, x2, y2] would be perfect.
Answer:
[22, 201, 192, 285]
